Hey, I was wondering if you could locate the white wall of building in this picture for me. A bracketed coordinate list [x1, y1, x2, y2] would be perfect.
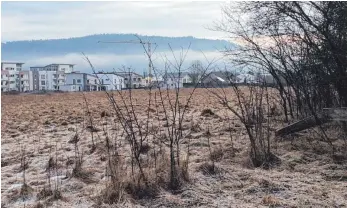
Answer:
[1, 62, 24, 91]
[95, 73, 125, 90]
[19, 71, 33, 92]
[35, 64, 75, 91]
[60, 85, 81, 92]
[57, 64, 74, 73]
[38, 71, 65, 90]
[65, 73, 84, 90]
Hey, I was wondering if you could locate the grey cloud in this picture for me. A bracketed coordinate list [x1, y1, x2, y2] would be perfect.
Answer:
[2, 2, 225, 41]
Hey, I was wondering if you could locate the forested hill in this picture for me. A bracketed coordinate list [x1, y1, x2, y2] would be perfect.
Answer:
[1, 33, 235, 60]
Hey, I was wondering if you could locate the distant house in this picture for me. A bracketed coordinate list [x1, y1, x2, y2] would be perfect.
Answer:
[94, 72, 125, 91]
[114, 72, 143, 89]
[201, 71, 236, 87]
[236, 73, 256, 84]
[60, 72, 99, 92]
[161, 72, 192, 89]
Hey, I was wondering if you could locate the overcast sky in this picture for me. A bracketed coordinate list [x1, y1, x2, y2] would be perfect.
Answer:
[1, 1, 228, 42]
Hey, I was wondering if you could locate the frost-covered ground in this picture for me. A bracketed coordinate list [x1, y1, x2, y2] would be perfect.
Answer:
[1, 89, 346, 207]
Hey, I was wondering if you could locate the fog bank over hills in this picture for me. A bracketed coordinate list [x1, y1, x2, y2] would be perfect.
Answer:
[1, 34, 235, 73]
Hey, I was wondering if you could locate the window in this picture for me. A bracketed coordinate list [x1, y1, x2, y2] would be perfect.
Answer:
[124, 78, 128, 81]
[183, 79, 187, 83]
[171, 78, 173, 81]
[41, 75, 45, 79]
[41, 81, 45, 85]
[133, 78, 136, 81]
[10, 81, 15, 84]
[105, 79, 109, 81]
[42, 87, 45, 90]
[73, 79, 76, 84]
[114, 79, 117, 84]
[87, 79, 90, 84]
[21, 75, 24, 78]
[77, 79, 81, 83]
[137, 78, 141, 81]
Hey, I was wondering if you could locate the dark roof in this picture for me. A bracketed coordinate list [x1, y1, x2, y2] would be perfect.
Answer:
[114, 71, 142, 77]
[2, 62, 25, 64]
[46, 64, 75, 66]
[164, 72, 189, 78]
[66, 72, 98, 78]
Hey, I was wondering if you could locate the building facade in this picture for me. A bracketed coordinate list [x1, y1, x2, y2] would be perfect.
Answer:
[30, 64, 74, 91]
[60, 72, 99, 92]
[19, 70, 33, 92]
[94, 73, 125, 91]
[1, 62, 25, 92]
[161, 72, 191, 89]
[115, 72, 143, 88]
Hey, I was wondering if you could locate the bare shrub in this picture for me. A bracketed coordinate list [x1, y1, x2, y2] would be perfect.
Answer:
[208, 80, 280, 168]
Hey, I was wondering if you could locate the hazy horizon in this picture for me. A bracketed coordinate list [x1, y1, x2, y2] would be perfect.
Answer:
[1, 1, 227, 42]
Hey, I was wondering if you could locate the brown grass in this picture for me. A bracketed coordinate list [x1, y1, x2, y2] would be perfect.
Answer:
[1, 89, 346, 207]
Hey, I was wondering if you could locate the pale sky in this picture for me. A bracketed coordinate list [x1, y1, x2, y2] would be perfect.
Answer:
[1, 1, 228, 42]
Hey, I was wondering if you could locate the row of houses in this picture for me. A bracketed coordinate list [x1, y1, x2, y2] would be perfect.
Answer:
[1, 62, 149, 92]
[1, 61, 279, 93]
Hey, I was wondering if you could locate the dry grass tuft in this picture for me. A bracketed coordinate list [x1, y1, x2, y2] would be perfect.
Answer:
[20, 183, 34, 199]
[68, 133, 79, 144]
[37, 186, 53, 200]
[200, 109, 215, 117]
[61, 121, 68, 126]
[262, 195, 281, 206]
[198, 162, 221, 176]
[139, 143, 151, 154]
[100, 111, 110, 118]
[45, 157, 56, 171]
[86, 125, 101, 132]
[33, 202, 44, 208]
[72, 159, 96, 184]
[210, 148, 224, 162]
[125, 179, 159, 200]
[98, 184, 126, 205]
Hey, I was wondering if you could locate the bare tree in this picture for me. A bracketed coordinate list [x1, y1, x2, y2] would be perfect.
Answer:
[188, 60, 205, 85]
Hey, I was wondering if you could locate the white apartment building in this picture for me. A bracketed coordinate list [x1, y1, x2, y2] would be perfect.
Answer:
[161, 72, 191, 89]
[30, 64, 74, 91]
[60, 72, 99, 92]
[19, 70, 33, 92]
[94, 72, 125, 90]
[114, 72, 143, 89]
[1, 62, 27, 92]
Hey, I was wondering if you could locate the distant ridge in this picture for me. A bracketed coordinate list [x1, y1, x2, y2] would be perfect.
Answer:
[1, 33, 235, 60]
